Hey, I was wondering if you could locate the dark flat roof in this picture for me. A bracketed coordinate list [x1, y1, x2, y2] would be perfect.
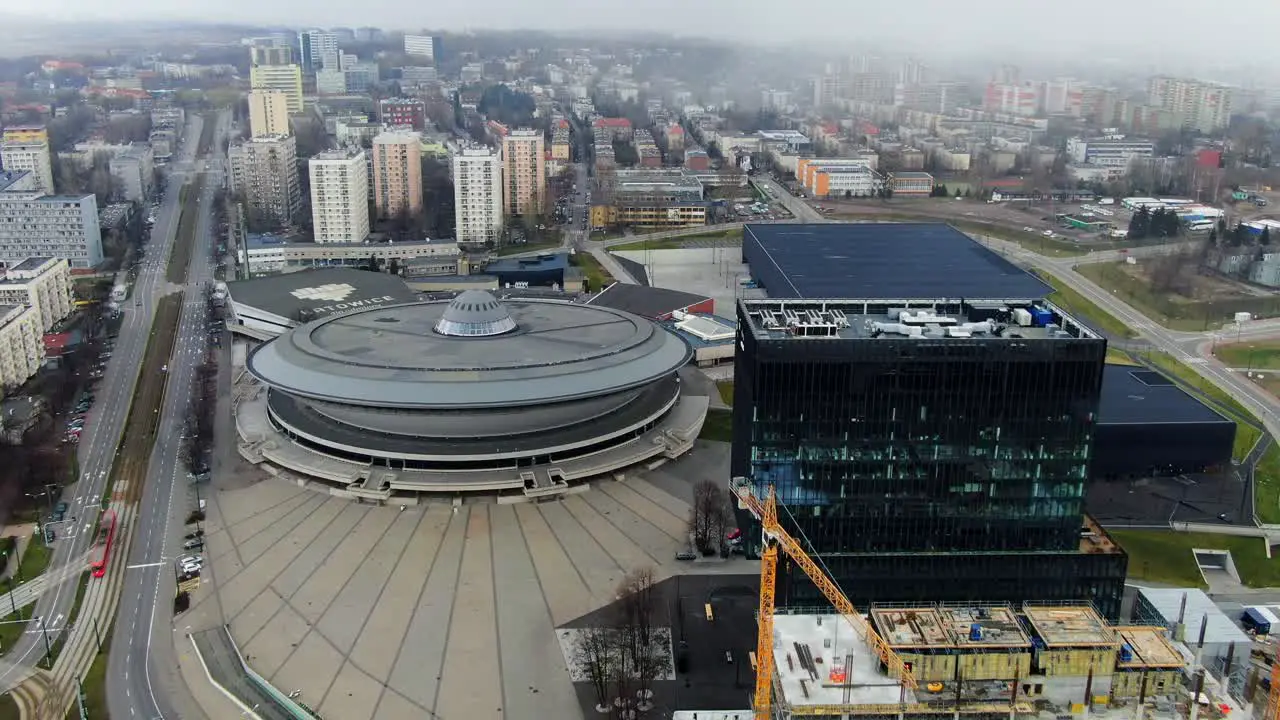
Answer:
[226, 268, 420, 320]
[1097, 365, 1234, 426]
[587, 283, 710, 319]
[743, 223, 1052, 299]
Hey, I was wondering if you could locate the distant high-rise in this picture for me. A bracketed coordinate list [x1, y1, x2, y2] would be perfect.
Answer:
[452, 147, 503, 247]
[248, 90, 291, 138]
[500, 129, 545, 217]
[309, 149, 369, 244]
[404, 35, 435, 61]
[298, 30, 339, 74]
[250, 44, 293, 67]
[249, 65, 303, 115]
[1148, 76, 1235, 133]
[371, 131, 423, 220]
[229, 135, 301, 230]
[0, 127, 55, 196]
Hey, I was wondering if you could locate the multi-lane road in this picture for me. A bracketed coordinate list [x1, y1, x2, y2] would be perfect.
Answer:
[0, 115, 207, 692]
[106, 109, 230, 720]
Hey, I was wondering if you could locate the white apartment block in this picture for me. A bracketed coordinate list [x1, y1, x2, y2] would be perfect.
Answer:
[1148, 76, 1235, 133]
[0, 192, 102, 268]
[500, 130, 545, 217]
[299, 30, 339, 72]
[0, 304, 42, 393]
[0, 129, 55, 196]
[0, 257, 72, 332]
[404, 35, 434, 59]
[229, 135, 301, 229]
[452, 147, 503, 247]
[309, 149, 369, 244]
[248, 90, 292, 138]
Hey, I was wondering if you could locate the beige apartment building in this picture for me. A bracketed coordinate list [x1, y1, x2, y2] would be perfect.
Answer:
[248, 90, 292, 138]
[501, 129, 545, 217]
[309, 149, 369, 243]
[249, 64, 304, 115]
[0, 304, 42, 393]
[0, 257, 72, 332]
[228, 135, 301, 230]
[0, 127, 55, 195]
[371, 130, 423, 220]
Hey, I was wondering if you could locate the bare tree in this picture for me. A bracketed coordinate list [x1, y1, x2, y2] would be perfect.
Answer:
[575, 626, 616, 713]
[689, 480, 729, 555]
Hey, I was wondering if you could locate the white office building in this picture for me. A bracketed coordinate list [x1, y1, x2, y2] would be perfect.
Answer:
[404, 35, 435, 60]
[0, 191, 102, 268]
[1066, 137, 1155, 168]
[452, 146, 503, 247]
[0, 128, 55, 196]
[309, 149, 369, 244]
[0, 257, 73, 332]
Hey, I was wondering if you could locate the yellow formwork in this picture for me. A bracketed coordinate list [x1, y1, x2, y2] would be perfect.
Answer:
[896, 652, 957, 683]
[957, 651, 1032, 681]
[1110, 670, 1179, 698]
[1036, 648, 1117, 676]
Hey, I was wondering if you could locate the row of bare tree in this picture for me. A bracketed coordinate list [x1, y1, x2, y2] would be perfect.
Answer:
[574, 568, 669, 717]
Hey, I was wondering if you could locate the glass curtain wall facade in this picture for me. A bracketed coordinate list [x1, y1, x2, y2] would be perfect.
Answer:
[731, 301, 1127, 619]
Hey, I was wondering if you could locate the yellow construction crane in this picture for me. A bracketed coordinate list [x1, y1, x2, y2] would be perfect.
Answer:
[728, 477, 918, 720]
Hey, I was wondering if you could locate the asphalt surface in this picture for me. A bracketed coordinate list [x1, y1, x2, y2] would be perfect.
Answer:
[0, 116, 205, 690]
[104, 109, 229, 720]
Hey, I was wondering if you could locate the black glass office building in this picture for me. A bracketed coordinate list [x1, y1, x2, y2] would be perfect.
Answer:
[731, 298, 1127, 619]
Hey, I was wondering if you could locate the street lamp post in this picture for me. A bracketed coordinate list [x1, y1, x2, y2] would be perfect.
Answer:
[34, 615, 53, 668]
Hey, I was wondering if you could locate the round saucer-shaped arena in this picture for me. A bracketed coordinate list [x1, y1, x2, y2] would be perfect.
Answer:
[244, 290, 696, 473]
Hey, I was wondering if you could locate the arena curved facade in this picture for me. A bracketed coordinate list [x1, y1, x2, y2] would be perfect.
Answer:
[235, 290, 709, 501]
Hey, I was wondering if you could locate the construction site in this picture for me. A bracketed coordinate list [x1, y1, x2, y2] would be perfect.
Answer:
[726, 477, 1247, 720]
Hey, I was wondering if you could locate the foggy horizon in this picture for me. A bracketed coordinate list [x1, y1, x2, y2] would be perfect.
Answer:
[5, 0, 1280, 71]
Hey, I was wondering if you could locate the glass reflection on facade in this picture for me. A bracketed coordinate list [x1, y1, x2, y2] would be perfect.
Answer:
[731, 299, 1127, 619]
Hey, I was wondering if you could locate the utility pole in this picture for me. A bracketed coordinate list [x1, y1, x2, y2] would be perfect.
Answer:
[35, 615, 53, 669]
[75, 675, 88, 720]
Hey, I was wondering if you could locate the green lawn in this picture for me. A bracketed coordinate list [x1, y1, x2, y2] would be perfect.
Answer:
[609, 228, 744, 252]
[1214, 340, 1280, 370]
[1105, 347, 1139, 366]
[15, 537, 52, 585]
[1076, 262, 1280, 331]
[1110, 529, 1280, 588]
[569, 253, 614, 292]
[700, 408, 733, 442]
[1033, 270, 1137, 338]
[716, 381, 734, 406]
[0, 610, 25, 656]
[0, 692, 17, 720]
[72, 626, 112, 720]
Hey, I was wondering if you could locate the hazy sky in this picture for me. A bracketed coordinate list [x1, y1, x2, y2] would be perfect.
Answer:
[8, 0, 1280, 70]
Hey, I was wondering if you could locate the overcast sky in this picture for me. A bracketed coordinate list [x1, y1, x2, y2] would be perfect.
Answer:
[8, 0, 1280, 71]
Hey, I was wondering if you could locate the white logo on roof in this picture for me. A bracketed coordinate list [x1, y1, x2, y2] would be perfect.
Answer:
[291, 284, 357, 302]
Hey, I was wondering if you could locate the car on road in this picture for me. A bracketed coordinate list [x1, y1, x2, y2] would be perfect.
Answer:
[675, 550, 697, 561]
[183, 538, 204, 551]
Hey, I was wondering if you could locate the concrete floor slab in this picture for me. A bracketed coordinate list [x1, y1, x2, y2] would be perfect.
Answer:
[580, 487, 684, 562]
[271, 630, 343, 704]
[375, 688, 433, 720]
[626, 476, 693, 519]
[316, 509, 419, 654]
[239, 602, 311, 678]
[271, 503, 366, 600]
[349, 504, 450, 679]
[435, 507, 502, 720]
[490, 504, 581, 720]
[290, 506, 396, 624]
[562, 494, 660, 569]
[226, 587, 284, 643]
[597, 482, 687, 539]
[536, 501, 622, 602]
[217, 482, 307, 544]
[233, 493, 327, 561]
[383, 505, 467, 712]
[515, 503, 593, 626]
[220, 489, 311, 550]
[317, 660, 383, 720]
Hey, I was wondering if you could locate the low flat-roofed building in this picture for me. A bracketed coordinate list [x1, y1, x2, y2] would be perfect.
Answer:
[0, 257, 72, 332]
[241, 235, 457, 277]
[664, 311, 734, 367]
[1132, 587, 1250, 672]
[888, 171, 935, 195]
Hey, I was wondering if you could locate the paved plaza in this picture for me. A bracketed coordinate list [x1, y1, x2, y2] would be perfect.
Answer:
[185, 442, 737, 720]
